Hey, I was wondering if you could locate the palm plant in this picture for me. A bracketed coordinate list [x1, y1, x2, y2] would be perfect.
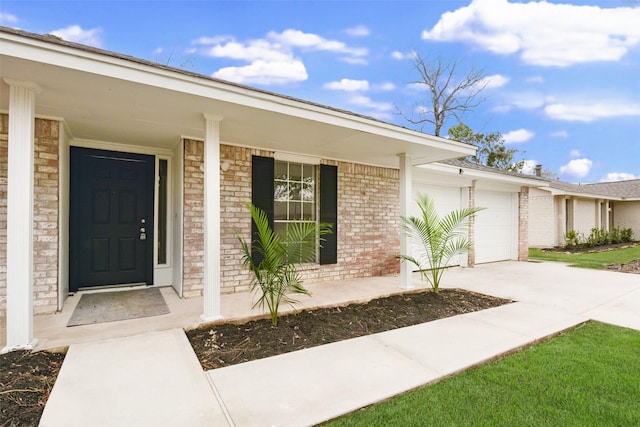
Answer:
[238, 202, 333, 326]
[399, 194, 484, 292]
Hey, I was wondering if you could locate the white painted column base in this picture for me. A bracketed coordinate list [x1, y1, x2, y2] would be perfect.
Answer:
[2, 339, 39, 354]
[399, 153, 414, 290]
[201, 114, 224, 323]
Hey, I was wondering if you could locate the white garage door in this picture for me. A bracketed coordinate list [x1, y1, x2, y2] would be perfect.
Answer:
[475, 190, 518, 263]
[410, 184, 466, 267]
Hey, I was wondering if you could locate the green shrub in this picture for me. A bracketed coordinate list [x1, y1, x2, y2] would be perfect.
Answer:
[564, 229, 580, 249]
[566, 227, 634, 249]
[587, 228, 609, 247]
[610, 227, 622, 244]
[621, 227, 634, 243]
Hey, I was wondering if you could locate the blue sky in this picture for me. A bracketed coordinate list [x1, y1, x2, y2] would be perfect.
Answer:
[2, 0, 639, 182]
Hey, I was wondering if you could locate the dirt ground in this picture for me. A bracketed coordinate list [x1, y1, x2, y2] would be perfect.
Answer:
[0, 349, 66, 427]
[186, 288, 511, 370]
[605, 259, 640, 274]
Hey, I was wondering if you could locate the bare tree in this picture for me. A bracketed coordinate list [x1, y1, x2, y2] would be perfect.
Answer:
[401, 53, 488, 137]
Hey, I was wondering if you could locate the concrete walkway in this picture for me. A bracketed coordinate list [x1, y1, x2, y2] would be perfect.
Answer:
[39, 262, 640, 426]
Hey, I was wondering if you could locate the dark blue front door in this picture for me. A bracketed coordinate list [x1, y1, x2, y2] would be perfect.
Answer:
[70, 147, 154, 291]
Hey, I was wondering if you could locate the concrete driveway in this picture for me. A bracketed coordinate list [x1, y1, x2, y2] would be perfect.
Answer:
[440, 260, 640, 331]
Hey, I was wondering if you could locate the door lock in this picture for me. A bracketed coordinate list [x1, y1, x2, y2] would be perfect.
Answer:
[140, 228, 146, 240]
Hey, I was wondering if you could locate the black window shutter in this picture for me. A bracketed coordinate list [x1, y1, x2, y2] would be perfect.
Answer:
[251, 155, 274, 264]
[319, 164, 338, 265]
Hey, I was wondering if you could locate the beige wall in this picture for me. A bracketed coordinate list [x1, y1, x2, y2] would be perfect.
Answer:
[572, 198, 599, 238]
[613, 201, 640, 240]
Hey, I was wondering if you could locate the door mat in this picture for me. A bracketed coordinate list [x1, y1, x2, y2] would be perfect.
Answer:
[67, 287, 170, 327]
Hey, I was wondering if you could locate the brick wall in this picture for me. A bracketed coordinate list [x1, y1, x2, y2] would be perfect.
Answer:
[0, 114, 60, 317]
[33, 119, 60, 314]
[218, 145, 401, 294]
[528, 187, 556, 247]
[518, 186, 529, 261]
[182, 139, 205, 297]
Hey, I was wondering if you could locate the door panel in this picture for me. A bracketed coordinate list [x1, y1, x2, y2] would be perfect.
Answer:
[475, 190, 517, 263]
[70, 147, 154, 291]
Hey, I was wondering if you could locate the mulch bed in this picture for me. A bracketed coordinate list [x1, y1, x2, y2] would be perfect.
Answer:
[186, 288, 512, 370]
[542, 242, 639, 254]
[0, 349, 66, 427]
[605, 259, 640, 274]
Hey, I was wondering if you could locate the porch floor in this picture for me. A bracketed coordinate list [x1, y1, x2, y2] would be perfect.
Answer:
[1, 273, 414, 351]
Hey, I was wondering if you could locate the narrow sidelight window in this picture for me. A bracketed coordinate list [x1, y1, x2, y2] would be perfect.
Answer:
[157, 159, 168, 264]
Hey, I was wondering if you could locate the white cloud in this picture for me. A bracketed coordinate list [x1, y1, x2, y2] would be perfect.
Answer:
[569, 149, 582, 158]
[203, 39, 292, 62]
[480, 74, 510, 89]
[349, 95, 394, 112]
[324, 79, 370, 91]
[268, 29, 367, 58]
[422, 0, 640, 67]
[551, 130, 569, 138]
[521, 160, 539, 175]
[341, 56, 368, 65]
[345, 25, 370, 37]
[390, 50, 415, 60]
[195, 29, 366, 85]
[503, 129, 534, 144]
[560, 158, 592, 178]
[505, 91, 546, 110]
[601, 172, 638, 182]
[51, 25, 103, 47]
[526, 76, 544, 84]
[545, 101, 640, 122]
[213, 60, 307, 85]
[373, 82, 396, 92]
[0, 12, 18, 24]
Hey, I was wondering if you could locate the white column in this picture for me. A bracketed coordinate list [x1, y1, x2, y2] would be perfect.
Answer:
[3, 79, 39, 352]
[399, 153, 413, 290]
[201, 114, 224, 322]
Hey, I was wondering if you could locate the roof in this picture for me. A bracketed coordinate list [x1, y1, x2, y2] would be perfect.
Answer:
[547, 179, 640, 200]
[0, 26, 475, 168]
[441, 159, 549, 183]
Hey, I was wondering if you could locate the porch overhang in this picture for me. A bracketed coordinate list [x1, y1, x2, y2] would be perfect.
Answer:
[0, 27, 475, 167]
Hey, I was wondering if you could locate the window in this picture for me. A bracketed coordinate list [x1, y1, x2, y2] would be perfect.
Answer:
[251, 155, 337, 265]
[157, 159, 168, 264]
[274, 161, 317, 261]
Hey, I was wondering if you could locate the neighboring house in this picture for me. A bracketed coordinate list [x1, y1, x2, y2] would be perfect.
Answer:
[0, 27, 542, 351]
[529, 178, 640, 247]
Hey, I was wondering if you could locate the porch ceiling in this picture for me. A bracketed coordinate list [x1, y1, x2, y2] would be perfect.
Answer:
[0, 29, 475, 168]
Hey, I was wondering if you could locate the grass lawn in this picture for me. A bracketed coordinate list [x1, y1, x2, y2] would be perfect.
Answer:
[325, 322, 640, 427]
[528, 244, 640, 269]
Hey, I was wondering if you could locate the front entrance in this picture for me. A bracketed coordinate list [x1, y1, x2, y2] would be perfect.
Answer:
[70, 147, 155, 291]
